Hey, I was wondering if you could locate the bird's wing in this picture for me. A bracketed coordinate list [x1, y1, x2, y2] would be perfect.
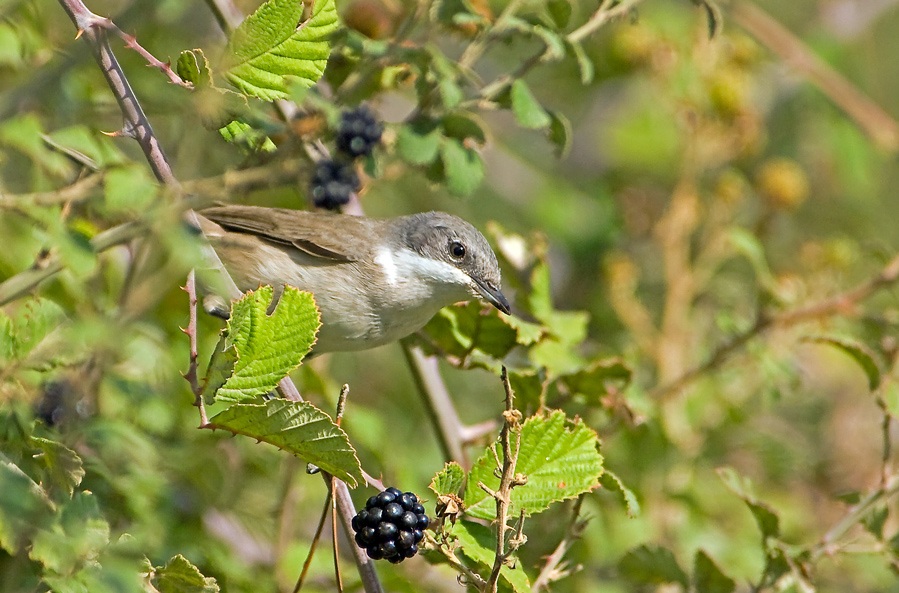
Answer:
[201, 205, 367, 262]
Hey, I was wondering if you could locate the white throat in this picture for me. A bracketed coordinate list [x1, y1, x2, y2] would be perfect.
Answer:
[374, 246, 472, 300]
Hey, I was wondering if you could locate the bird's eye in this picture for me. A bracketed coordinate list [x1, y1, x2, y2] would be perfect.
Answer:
[449, 241, 466, 259]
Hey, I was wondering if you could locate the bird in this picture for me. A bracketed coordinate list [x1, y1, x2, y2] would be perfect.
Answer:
[196, 205, 511, 354]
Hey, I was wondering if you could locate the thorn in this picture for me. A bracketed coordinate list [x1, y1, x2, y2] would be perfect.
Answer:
[100, 129, 124, 137]
[75, 29, 84, 40]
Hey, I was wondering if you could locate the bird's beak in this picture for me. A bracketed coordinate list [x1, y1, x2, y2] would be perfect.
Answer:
[472, 278, 512, 315]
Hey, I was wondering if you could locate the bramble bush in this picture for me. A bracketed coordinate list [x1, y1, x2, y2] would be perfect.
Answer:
[2, 1, 899, 592]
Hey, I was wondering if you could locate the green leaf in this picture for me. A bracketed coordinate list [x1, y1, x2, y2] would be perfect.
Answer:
[440, 138, 484, 197]
[510, 80, 551, 130]
[153, 554, 220, 593]
[862, 505, 888, 539]
[10, 297, 66, 361]
[104, 165, 158, 213]
[547, 110, 572, 158]
[176, 49, 213, 87]
[560, 357, 632, 404]
[694, 550, 736, 593]
[463, 411, 603, 520]
[430, 461, 465, 496]
[728, 227, 776, 293]
[718, 467, 780, 539]
[209, 286, 320, 403]
[218, 120, 277, 153]
[425, 302, 518, 359]
[567, 40, 594, 84]
[224, 0, 339, 101]
[506, 370, 544, 410]
[0, 455, 55, 553]
[397, 117, 442, 165]
[618, 545, 689, 588]
[599, 470, 640, 518]
[442, 112, 486, 145]
[502, 314, 545, 346]
[207, 399, 362, 487]
[802, 334, 882, 391]
[451, 520, 531, 593]
[30, 437, 85, 498]
[30, 491, 110, 574]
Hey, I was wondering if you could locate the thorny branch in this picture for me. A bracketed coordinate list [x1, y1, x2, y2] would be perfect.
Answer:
[181, 270, 207, 426]
[480, 368, 526, 593]
[54, 2, 382, 592]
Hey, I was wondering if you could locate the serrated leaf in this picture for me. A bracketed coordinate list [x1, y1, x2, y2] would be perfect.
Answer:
[153, 554, 220, 593]
[501, 314, 544, 346]
[510, 80, 551, 130]
[618, 545, 688, 588]
[0, 455, 55, 553]
[451, 520, 531, 593]
[224, 0, 339, 101]
[30, 491, 110, 574]
[547, 110, 572, 158]
[599, 470, 640, 518]
[210, 286, 320, 403]
[397, 117, 442, 165]
[207, 399, 362, 487]
[463, 411, 603, 520]
[802, 334, 881, 391]
[176, 49, 212, 87]
[218, 120, 277, 153]
[430, 461, 465, 496]
[424, 302, 518, 359]
[718, 467, 780, 539]
[694, 549, 736, 593]
[30, 437, 85, 498]
[441, 138, 484, 197]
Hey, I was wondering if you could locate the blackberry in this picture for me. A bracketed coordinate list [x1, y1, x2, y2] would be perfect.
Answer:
[335, 105, 383, 159]
[309, 158, 361, 211]
[351, 487, 429, 563]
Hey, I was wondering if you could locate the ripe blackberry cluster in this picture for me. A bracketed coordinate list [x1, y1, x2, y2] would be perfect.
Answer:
[351, 487, 429, 563]
[335, 105, 383, 159]
[309, 158, 361, 211]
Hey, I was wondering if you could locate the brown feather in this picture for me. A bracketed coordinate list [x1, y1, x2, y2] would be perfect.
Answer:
[200, 205, 383, 262]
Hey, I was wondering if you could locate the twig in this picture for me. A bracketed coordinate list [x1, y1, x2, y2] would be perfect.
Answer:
[568, 0, 644, 44]
[484, 367, 524, 593]
[292, 490, 333, 593]
[653, 252, 899, 399]
[732, 1, 899, 152]
[97, 19, 193, 88]
[811, 474, 899, 561]
[181, 270, 208, 426]
[0, 173, 103, 210]
[401, 341, 469, 466]
[57, 0, 177, 186]
[532, 496, 588, 592]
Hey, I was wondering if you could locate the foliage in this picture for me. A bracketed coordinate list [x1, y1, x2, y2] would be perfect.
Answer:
[2, 0, 899, 592]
